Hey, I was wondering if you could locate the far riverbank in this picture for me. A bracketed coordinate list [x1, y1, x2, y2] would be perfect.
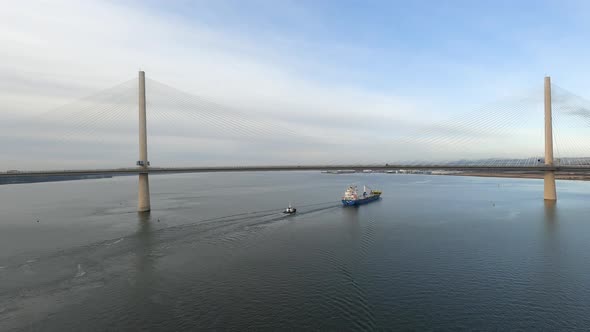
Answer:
[452, 171, 590, 181]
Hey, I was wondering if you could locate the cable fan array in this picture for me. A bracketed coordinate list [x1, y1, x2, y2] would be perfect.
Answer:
[3, 76, 590, 170]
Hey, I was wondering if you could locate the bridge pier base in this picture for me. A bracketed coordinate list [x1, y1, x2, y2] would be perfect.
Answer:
[138, 173, 151, 212]
[544, 171, 556, 201]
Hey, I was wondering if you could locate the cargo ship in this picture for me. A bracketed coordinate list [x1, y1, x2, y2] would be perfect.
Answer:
[342, 185, 382, 206]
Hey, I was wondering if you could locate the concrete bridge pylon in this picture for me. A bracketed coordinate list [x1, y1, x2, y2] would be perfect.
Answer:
[544, 76, 557, 201]
[138, 71, 151, 212]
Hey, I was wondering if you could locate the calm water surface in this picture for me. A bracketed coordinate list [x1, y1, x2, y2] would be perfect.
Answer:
[1, 172, 590, 330]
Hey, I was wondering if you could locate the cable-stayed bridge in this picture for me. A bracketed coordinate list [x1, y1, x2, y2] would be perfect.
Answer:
[3, 71, 590, 211]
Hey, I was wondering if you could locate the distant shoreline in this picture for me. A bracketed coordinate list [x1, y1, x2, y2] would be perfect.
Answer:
[0, 174, 114, 185]
[450, 172, 590, 181]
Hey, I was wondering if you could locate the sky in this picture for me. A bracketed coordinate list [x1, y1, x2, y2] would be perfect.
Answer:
[2, 0, 590, 168]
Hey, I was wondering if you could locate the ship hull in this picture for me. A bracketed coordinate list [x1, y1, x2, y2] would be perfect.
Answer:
[342, 195, 381, 206]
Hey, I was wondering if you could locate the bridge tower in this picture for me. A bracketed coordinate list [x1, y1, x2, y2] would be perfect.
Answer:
[544, 76, 557, 201]
[137, 71, 151, 212]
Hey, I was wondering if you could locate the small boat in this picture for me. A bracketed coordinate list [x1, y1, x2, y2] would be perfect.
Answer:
[283, 203, 297, 214]
[342, 185, 382, 206]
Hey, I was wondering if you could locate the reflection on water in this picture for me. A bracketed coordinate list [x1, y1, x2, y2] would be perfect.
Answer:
[135, 212, 154, 278]
[542, 200, 559, 254]
[342, 205, 360, 241]
[539, 200, 563, 312]
[342, 205, 359, 218]
[544, 200, 557, 227]
[133, 213, 156, 311]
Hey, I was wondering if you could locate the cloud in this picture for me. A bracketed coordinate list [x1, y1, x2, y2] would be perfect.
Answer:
[1, 1, 588, 169]
[0, 0, 432, 168]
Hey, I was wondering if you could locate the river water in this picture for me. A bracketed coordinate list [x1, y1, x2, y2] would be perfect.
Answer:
[1, 172, 590, 330]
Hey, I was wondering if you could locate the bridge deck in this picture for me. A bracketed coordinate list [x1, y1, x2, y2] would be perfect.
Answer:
[2, 165, 590, 177]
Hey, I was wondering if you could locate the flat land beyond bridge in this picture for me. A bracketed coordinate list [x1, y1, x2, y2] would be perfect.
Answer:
[454, 171, 590, 181]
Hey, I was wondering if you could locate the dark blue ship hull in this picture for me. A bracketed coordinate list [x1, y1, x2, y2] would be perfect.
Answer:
[342, 195, 381, 206]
